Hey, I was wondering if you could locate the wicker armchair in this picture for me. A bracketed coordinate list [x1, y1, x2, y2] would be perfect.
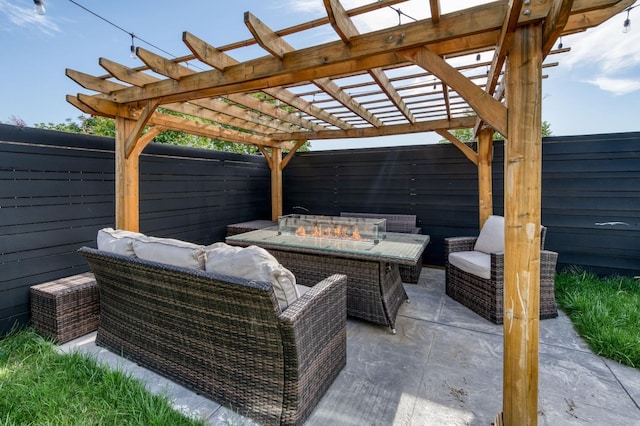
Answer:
[79, 246, 347, 426]
[444, 216, 558, 324]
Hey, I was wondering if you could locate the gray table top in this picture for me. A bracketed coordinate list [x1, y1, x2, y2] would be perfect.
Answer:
[226, 227, 430, 265]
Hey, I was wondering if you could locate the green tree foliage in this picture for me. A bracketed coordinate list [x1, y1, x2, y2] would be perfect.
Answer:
[33, 112, 311, 154]
[439, 120, 553, 143]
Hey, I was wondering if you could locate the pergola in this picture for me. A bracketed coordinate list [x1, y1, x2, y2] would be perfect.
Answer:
[66, 1, 631, 424]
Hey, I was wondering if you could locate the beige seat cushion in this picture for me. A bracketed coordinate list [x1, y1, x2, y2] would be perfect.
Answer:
[474, 215, 504, 254]
[205, 242, 299, 311]
[133, 236, 206, 270]
[97, 228, 145, 256]
[448, 251, 491, 279]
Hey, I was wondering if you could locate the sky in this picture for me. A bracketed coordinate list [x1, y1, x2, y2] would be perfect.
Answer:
[1, 0, 639, 151]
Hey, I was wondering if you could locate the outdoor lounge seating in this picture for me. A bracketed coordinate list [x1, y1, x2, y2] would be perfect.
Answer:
[444, 215, 558, 324]
[340, 212, 423, 283]
[78, 233, 347, 425]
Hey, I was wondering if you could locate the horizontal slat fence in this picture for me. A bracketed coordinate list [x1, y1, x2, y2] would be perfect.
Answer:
[284, 132, 640, 277]
[0, 124, 270, 335]
[2, 124, 638, 336]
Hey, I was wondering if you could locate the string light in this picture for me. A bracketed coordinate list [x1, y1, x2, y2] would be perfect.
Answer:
[557, 37, 563, 49]
[130, 33, 136, 59]
[388, 6, 417, 25]
[476, 53, 481, 61]
[33, 0, 45, 15]
[65, 0, 203, 69]
[623, 5, 639, 33]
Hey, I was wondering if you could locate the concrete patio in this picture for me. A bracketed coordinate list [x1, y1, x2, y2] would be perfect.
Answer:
[59, 267, 640, 425]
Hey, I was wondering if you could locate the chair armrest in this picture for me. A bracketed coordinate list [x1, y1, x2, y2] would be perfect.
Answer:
[490, 250, 558, 282]
[278, 274, 347, 424]
[279, 274, 347, 374]
[444, 237, 478, 256]
[540, 250, 558, 277]
[279, 273, 347, 346]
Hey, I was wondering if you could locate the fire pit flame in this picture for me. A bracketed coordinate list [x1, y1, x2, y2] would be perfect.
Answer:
[295, 225, 361, 240]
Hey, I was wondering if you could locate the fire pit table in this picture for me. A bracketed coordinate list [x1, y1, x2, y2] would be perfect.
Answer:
[226, 215, 430, 333]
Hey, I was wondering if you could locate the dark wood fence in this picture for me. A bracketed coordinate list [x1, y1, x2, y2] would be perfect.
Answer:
[2, 124, 638, 335]
[284, 132, 640, 276]
[0, 124, 270, 335]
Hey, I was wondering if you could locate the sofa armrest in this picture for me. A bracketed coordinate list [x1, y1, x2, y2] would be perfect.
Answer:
[278, 273, 347, 425]
[278, 273, 347, 358]
[444, 237, 478, 257]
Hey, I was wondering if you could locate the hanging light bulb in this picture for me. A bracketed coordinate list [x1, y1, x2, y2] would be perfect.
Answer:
[558, 37, 563, 49]
[476, 53, 481, 61]
[623, 15, 631, 33]
[33, 0, 45, 15]
[130, 33, 137, 59]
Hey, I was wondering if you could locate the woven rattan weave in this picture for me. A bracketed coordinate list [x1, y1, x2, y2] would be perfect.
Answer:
[226, 229, 429, 333]
[30, 272, 99, 344]
[79, 247, 346, 426]
[444, 227, 558, 324]
[340, 212, 423, 283]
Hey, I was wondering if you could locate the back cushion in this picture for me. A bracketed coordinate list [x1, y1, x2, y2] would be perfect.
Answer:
[474, 215, 505, 254]
[205, 242, 299, 311]
[97, 228, 145, 256]
[133, 236, 206, 270]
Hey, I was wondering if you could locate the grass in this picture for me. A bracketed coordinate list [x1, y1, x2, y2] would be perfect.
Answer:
[0, 328, 205, 426]
[555, 268, 640, 369]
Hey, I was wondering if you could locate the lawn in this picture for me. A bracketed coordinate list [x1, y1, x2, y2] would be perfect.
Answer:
[0, 329, 204, 425]
[554, 269, 640, 369]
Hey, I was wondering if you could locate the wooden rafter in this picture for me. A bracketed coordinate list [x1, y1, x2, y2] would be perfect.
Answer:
[69, 0, 626, 147]
[429, 0, 441, 24]
[245, 11, 384, 127]
[323, 0, 416, 124]
[183, 31, 353, 131]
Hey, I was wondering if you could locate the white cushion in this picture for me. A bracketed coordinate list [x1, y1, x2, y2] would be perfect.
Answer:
[448, 251, 491, 279]
[205, 242, 299, 311]
[97, 228, 145, 256]
[297, 285, 312, 298]
[474, 215, 504, 254]
[133, 236, 206, 270]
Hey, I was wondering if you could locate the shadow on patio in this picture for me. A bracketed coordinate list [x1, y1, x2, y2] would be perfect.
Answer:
[59, 267, 640, 425]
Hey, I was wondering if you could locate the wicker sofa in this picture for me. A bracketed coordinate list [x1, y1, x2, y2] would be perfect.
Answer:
[79, 245, 347, 426]
[444, 216, 558, 324]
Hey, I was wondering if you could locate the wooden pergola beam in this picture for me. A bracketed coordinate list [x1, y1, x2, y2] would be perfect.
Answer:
[99, 54, 317, 135]
[473, 0, 524, 136]
[69, 62, 292, 136]
[543, 0, 575, 56]
[269, 115, 478, 141]
[135, 47, 320, 135]
[322, 0, 416, 123]
[245, 11, 385, 128]
[98, 1, 615, 108]
[436, 130, 478, 164]
[73, 94, 282, 148]
[400, 47, 507, 137]
[104, 2, 513, 105]
[183, 31, 353, 130]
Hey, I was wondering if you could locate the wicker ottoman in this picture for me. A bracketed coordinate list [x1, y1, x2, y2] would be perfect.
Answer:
[30, 272, 99, 344]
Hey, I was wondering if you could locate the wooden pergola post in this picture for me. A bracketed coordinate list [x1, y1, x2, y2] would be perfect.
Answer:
[115, 116, 140, 232]
[477, 127, 494, 227]
[271, 147, 283, 221]
[502, 23, 543, 426]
